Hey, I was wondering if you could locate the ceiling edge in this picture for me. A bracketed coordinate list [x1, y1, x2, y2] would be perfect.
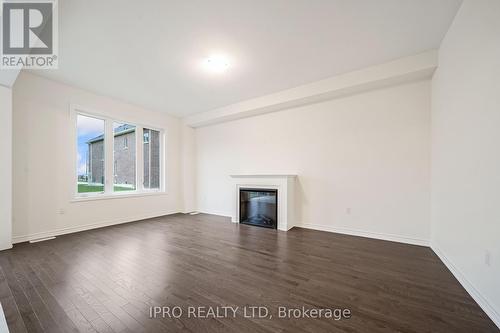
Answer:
[184, 50, 438, 128]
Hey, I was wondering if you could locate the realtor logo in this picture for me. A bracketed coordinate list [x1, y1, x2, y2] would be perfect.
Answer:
[1, 0, 58, 69]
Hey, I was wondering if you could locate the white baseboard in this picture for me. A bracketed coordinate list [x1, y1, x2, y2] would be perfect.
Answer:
[295, 222, 429, 246]
[0, 244, 13, 251]
[197, 210, 232, 218]
[12, 210, 180, 244]
[431, 243, 500, 329]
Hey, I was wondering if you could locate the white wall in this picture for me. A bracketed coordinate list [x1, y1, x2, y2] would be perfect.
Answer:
[12, 72, 183, 242]
[0, 85, 13, 250]
[0, 69, 20, 88]
[431, 0, 500, 326]
[181, 124, 196, 213]
[195, 80, 431, 245]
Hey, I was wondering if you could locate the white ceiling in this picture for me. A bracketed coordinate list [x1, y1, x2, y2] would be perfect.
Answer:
[31, 0, 462, 117]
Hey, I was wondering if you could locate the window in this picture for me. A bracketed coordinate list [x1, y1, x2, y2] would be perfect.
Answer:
[74, 107, 163, 198]
[77, 114, 105, 194]
[113, 122, 136, 192]
[143, 128, 160, 189]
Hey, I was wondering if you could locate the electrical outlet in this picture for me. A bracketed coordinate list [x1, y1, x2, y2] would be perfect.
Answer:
[485, 251, 491, 267]
[58, 208, 66, 215]
[346, 208, 351, 215]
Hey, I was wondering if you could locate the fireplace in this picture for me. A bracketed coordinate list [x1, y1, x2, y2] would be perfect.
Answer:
[231, 174, 296, 231]
[239, 188, 278, 229]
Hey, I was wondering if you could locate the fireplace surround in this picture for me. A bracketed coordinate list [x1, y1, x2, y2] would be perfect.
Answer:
[230, 174, 297, 231]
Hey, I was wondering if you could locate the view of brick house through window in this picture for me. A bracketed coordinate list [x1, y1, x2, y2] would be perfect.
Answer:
[76, 114, 161, 194]
[112, 123, 136, 191]
[77, 114, 105, 194]
[143, 128, 160, 189]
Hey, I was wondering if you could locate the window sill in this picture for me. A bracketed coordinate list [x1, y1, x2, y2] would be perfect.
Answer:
[71, 190, 166, 202]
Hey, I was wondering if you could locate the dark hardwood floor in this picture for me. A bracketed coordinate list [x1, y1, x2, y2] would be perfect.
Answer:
[0, 214, 497, 333]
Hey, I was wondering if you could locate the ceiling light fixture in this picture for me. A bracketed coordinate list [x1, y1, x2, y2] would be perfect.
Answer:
[202, 54, 230, 73]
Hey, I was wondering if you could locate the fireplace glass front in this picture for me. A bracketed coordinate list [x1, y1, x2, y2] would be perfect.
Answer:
[239, 188, 277, 229]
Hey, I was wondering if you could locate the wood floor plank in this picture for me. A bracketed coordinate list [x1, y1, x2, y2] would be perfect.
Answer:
[8, 250, 80, 333]
[0, 257, 45, 333]
[0, 213, 497, 332]
[0, 267, 28, 333]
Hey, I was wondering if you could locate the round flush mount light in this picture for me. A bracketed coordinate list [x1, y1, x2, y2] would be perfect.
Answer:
[202, 54, 230, 73]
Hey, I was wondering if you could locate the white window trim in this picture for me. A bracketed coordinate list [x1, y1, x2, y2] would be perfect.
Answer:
[70, 104, 166, 201]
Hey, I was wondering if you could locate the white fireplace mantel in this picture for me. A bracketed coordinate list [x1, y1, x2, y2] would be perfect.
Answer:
[230, 174, 297, 231]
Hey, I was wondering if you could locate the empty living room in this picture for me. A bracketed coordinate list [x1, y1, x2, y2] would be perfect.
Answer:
[1, 0, 499, 332]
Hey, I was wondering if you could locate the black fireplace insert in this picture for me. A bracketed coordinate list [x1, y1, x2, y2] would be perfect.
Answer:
[239, 188, 277, 229]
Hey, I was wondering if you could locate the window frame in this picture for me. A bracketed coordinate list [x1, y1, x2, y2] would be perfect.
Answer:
[71, 104, 166, 201]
